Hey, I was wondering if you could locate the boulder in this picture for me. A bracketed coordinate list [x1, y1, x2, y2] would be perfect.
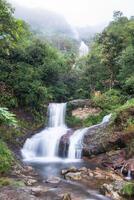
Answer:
[25, 178, 37, 186]
[46, 176, 61, 184]
[65, 172, 82, 181]
[68, 99, 92, 109]
[101, 183, 123, 200]
[58, 129, 73, 158]
[62, 193, 71, 200]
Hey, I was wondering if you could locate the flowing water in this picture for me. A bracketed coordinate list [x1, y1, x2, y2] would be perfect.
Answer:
[21, 103, 111, 200]
[22, 103, 111, 161]
[68, 114, 111, 159]
[79, 41, 89, 57]
[21, 103, 69, 162]
[68, 128, 88, 159]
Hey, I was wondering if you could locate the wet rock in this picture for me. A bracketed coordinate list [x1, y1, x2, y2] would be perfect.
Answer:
[101, 183, 123, 200]
[25, 179, 37, 186]
[121, 158, 134, 179]
[46, 176, 61, 184]
[61, 167, 78, 175]
[65, 172, 82, 181]
[62, 193, 71, 200]
[79, 167, 88, 173]
[58, 129, 73, 158]
[31, 186, 48, 197]
[101, 180, 127, 200]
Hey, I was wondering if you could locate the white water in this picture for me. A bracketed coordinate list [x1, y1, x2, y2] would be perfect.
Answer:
[79, 41, 89, 57]
[125, 170, 132, 180]
[68, 114, 111, 159]
[21, 103, 68, 161]
[68, 128, 88, 159]
[22, 102, 111, 162]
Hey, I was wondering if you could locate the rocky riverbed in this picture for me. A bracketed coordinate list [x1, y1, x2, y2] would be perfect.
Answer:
[1, 155, 134, 200]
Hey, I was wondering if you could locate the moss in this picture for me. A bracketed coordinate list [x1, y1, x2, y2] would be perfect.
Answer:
[12, 180, 25, 187]
[0, 178, 25, 187]
[0, 178, 11, 186]
[0, 140, 14, 174]
[121, 182, 134, 197]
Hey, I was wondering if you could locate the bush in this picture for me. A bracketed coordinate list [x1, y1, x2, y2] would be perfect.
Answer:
[82, 112, 106, 127]
[0, 140, 14, 173]
[66, 115, 82, 128]
[121, 183, 134, 197]
[92, 89, 125, 112]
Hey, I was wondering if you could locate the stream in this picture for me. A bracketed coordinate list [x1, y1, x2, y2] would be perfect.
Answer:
[22, 103, 111, 200]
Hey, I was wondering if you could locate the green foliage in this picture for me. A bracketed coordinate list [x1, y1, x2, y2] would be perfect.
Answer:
[111, 98, 134, 131]
[0, 177, 25, 187]
[76, 12, 134, 97]
[121, 183, 134, 197]
[92, 89, 124, 112]
[0, 140, 14, 173]
[124, 76, 134, 96]
[0, 107, 17, 126]
[82, 112, 105, 127]
[66, 115, 82, 128]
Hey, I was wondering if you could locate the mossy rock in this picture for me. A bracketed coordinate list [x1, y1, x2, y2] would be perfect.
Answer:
[0, 178, 25, 187]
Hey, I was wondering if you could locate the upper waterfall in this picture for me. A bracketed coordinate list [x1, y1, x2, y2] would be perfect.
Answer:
[48, 103, 66, 127]
[21, 103, 68, 162]
[79, 41, 89, 57]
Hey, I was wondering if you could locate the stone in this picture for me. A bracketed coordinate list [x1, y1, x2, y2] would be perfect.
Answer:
[79, 167, 88, 173]
[46, 176, 61, 184]
[62, 193, 71, 200]
[65, 172, 82, 181]
[31, 186, 48, 196]
[25, 179, 37, 186]
[101, 183, 123, 200]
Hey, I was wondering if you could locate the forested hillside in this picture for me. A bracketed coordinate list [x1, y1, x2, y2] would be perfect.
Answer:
[0, 1, 134, 198]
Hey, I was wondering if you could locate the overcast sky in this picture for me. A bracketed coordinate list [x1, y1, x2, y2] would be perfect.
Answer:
[8, 0, 134, 27]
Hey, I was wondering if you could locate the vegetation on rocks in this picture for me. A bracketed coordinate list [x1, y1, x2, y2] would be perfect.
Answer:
[0, 140, 14, 173]
[121, 182, 134, 198]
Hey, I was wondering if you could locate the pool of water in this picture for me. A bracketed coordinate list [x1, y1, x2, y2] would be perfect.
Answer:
[24, 159, 111, 200]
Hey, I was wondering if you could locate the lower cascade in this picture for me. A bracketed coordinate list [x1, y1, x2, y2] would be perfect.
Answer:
[21, 103, 111, 162]
[21, 103, 69, 161]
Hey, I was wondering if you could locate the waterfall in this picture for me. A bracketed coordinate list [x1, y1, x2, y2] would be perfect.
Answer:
[21, 103, 68, 161]
[21, 102, 111, 162]
[125, 170, 132, 180]
[68, 114, 111, 159]
[48, 103, 66, 127]
[68, 128, 88, 159]
[79, 41, 89, 57]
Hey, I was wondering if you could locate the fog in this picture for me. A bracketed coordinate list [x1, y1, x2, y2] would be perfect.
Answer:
[8, 0, 134, 27]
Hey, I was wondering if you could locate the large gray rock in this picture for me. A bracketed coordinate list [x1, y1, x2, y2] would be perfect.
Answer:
[68, 99, 92, 109]
[82, 121, 125, 156]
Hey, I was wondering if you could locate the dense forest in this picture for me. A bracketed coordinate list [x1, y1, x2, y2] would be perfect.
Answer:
[0, 0, 134, 199]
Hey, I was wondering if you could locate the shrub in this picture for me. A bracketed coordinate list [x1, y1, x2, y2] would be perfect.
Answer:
[0, 140, 14, 173]
[92, 89, 125, 112]
[121, 183, 134, 197]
